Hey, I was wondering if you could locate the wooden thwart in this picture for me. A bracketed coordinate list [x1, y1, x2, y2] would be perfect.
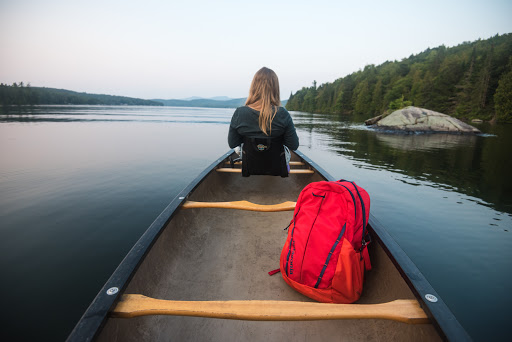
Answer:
[112, 295, 429, 324]
[182, 200, 296, 212]
[216, 168, 314, 174]
[226, 161, 305, 166]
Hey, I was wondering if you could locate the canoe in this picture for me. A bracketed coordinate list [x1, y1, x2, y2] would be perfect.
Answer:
[67, 150, 471, 341]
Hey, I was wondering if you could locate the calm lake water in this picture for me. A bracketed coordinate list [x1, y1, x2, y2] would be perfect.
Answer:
[0, 105, 511, 341]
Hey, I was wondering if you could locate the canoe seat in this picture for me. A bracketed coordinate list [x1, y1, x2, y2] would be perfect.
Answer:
[226, 161, 305, 166]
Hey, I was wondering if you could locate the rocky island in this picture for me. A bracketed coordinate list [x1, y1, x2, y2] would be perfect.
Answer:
[365, 106, 481, 134]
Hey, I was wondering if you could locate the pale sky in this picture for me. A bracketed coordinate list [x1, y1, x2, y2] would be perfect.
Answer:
[1, 0, 511, 100]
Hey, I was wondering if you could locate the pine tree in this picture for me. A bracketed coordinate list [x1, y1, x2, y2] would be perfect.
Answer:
[454, 47, 476, 116]
[370, 78, 383, 114]
[354, 80, 370, 114]
[493, 58, 512, 123]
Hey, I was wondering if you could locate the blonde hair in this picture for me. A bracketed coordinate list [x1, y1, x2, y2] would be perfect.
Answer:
[245, 67, 281, 135]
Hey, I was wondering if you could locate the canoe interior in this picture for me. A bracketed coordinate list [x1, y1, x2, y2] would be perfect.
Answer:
[97, 154, 440, 341]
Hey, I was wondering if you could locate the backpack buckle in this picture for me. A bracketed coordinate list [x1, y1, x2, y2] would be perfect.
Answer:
[360, 233, 372, 252]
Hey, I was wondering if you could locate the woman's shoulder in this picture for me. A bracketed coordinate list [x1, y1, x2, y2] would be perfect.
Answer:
[277, 106, 289, 114]
[237, 105, 259, 114]
[235, 105, 288, 117]
[235, 106, 257, 115]
[236, 105, 253, 110]
[276, 106, 292, 119]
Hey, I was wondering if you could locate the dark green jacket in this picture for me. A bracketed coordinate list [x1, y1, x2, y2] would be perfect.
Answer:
[228, 106, 299, 150]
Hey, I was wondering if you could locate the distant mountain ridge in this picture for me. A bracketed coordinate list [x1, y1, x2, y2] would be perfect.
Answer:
[153, 98, 246, 108]
[176, 96, 233, 101]
[153, 97, 288, 108]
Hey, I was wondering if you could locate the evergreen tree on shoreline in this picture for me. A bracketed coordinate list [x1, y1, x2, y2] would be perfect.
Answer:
[286, 33, 512, 123]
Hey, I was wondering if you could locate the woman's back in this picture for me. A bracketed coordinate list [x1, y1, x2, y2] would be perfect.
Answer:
[228, 106, 299, 150]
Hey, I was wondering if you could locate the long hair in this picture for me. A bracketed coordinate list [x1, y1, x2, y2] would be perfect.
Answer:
[245, 67, 281, 135]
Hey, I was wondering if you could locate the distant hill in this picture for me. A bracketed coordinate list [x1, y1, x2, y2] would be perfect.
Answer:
[209, 96, 233, 101]
[287, 33, 512, 123]
[0, 84, 163, 106]
[154, 97, 288, 108]
[180, 96, 203, 101]
[153, 98, 246, 108]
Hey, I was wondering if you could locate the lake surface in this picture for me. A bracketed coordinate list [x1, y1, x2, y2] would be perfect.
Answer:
[0, 105, 511, 341]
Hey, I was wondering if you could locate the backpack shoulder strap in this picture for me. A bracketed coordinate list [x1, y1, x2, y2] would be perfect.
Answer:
[349, 182, 367, 248]
[349, 181, 372, 270]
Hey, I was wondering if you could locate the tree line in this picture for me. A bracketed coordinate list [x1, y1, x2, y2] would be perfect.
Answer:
[0, 83, 163, 106]
[286, 33, 512, 123]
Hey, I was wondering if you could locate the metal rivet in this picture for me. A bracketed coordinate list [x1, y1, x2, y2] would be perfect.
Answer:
[425, 294, 438, 302]
[106, 287, 119, 295]
[179, 197, 185, 200]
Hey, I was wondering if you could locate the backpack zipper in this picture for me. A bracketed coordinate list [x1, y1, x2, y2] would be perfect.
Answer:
[285, 207, 301, 276]
[298, 193, 326, 282]
[314, 222, 347, 288]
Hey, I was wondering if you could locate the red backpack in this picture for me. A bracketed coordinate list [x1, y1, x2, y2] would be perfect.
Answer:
[279, 180, 371, 304]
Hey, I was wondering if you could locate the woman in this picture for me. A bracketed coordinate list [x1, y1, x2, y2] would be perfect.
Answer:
[228, 67, 299, 177]
[228, 67, 299, 151]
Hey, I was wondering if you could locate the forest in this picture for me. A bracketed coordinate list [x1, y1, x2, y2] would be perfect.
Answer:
[0, 84, 163, 106]
[286, 33, 512, 123]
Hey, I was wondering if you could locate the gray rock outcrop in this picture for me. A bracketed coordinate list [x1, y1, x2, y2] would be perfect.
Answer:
[372, 106, 481, 134]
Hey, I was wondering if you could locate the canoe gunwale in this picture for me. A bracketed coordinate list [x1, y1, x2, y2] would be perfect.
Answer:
[66, 149, 471, 342]
[66, 150, 235, 342]
[296, 151, 471, 342]
[367, 216, 471, 341]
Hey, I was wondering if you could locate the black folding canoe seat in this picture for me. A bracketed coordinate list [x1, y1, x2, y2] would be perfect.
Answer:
[241, 136, 288, 177]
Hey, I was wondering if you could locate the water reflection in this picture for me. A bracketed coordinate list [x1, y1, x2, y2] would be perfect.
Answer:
[374, 132, 477, 151]
[291, 111, 512, 215]
[0, 105, 231, 124]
